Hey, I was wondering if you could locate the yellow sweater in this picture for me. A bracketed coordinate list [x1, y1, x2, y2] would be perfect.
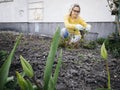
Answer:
[64, 15, 87, 35]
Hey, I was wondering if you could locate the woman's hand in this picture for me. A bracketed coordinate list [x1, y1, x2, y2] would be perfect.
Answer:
[85, 24, 91, 32]
[75, 24, 85, 30]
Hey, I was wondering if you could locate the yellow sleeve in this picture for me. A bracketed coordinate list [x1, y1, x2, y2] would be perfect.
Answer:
[64, 15, 76, 30]
[79, 17, 87, 27]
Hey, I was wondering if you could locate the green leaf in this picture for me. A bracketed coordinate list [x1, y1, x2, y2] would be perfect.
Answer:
[6, 76, 14, 84]
[0, 50, 8, 61]
[26, 79, 34, 90]
[16, 71, 28, 90]
[101, 43, 108, 60]
[43, 27, 61, 90]
[33, 85, 38, 90]
[0, 34, 22, 90]
[20, 55, 34, 78]
[48, 76, 54, 90]
[53, 49, 62, 89]
[105, 61, 111, 90]
[48, 49, 62, 90]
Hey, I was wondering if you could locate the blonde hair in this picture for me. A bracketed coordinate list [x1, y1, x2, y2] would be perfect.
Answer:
[69, 4, 80, 16]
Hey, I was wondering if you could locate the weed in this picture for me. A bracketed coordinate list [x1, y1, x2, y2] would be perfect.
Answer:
[77, 53, 84, 59]
[83, 41, 97, 49]
[96, 38, 106, 45]
[0, 50, 8, 63]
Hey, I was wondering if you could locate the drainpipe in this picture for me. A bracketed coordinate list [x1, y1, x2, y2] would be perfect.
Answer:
[115, 0, 120, 40]
[115, 14, 119, 39]
[118, 0, 120, 36]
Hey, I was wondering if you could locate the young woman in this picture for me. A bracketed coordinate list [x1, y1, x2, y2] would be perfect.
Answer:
[61, 4, 91, 43]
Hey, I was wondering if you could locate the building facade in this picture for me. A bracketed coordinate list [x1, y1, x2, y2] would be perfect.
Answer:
[0, 0, 116, 37]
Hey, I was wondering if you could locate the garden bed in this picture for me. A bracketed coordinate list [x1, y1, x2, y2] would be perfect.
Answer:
[0, 31, 120, 90]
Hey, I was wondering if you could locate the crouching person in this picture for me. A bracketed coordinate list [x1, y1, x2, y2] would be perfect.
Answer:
[60, 4, 91, 48]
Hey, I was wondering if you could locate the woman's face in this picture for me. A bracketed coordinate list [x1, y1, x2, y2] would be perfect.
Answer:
[71, 6, 80, 18]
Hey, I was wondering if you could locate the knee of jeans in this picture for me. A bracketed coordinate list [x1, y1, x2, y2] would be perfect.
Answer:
[60, 28, 69, 38]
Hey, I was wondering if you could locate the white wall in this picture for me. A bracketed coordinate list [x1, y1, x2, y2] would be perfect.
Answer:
[0, 0, 115, 22]
[0, 0, 28, 22]
[28, 0, 44, 22]
[43, 0, 115, 22]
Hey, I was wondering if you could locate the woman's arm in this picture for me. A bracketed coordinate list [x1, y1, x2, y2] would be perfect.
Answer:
[79, 17, 87, 27]
[79, 17, 91, 31]
[64, 15, 76, 30]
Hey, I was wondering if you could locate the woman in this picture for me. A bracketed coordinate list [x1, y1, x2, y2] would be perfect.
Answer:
[61, 4, 91, 43]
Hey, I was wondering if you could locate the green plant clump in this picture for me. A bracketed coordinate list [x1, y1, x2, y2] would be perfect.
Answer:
[0, 34, 22, 90]
[0, 27, 62, 90]
[0, 50, 8, 64]
[83, 41, 97, 49]
[97, 34, 120, 58]
[96, 38, 106, 45]
[105, 38, 120, 58]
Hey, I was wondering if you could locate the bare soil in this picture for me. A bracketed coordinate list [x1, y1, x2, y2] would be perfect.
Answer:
[0, 32, 120, 90]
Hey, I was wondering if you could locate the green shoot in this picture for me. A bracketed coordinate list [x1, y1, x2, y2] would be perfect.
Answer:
[101, 42, 111, 90]
[0, 34, 22, 90]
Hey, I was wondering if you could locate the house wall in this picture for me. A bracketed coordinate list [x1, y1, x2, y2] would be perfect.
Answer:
[0, 0, 115, 22]
[0, 0, 28, 22]
[0, 22, 116, 38]
[43, 0, 115, 22]
[0, 0, 116, 38]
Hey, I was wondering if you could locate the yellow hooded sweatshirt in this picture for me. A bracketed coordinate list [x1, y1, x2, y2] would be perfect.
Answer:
[64, 15, 87, 35]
